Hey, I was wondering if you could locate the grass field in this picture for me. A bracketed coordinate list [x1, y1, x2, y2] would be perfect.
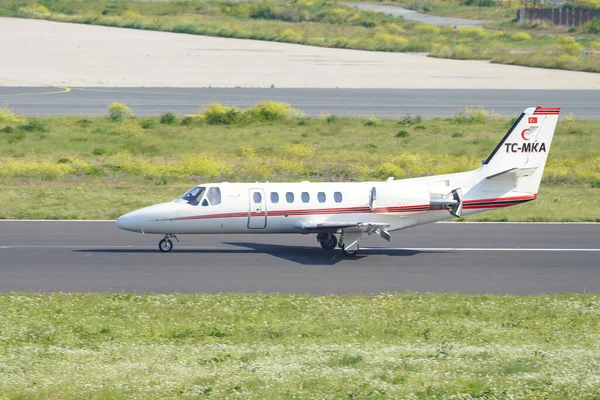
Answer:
[1, 293, 600, 399]
[0, 105, 598, 221]
[1, 0, 599, 73]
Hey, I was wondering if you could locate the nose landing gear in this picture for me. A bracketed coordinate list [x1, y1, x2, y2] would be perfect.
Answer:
[158, 234, 179, 252]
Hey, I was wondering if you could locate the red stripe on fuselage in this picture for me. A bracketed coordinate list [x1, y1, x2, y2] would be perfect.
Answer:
[161, 194, 536, 222]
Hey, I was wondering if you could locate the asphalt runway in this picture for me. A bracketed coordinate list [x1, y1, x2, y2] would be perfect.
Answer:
[2, 87, 599, 119]
[1, 221, 598, 294]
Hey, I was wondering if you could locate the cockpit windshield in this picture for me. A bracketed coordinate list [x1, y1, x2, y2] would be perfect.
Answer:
[180, 186, 205, 205]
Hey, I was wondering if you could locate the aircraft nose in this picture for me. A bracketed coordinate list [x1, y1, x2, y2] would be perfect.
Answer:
[116, 212, 142, 232]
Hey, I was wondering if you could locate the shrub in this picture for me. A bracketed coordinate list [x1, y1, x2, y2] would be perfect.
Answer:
[244, 101, 300, 122]
[115, 120, 146, 137]
[385, 23, 404, 34]
[558, 54, 578, 68]
[589, 40, 600, 50]
[463, 0, 496, 6]
[0, 106, 26, 124]
[453, 107, 494, 124]
[415, 24, 440, 34]
[92, 148, 108, 156]
[20, 3, 50, 15]
[372, 33, 409, 50]
[582, 18, 600, 34]
[397, 114, 420, 127]
[458, 27, 488, 39]
[1, 126, 14, 134]
[77, 118, 92, 126]
[364, 117, 380, 127]
[19, 119, 48, 132]
[326, 114, 338, 123]
[374, 162, 403, 179]
[0, 158, 77, 179]
[395, 130, 409, 138]
[451, 132, 464, 138]
[283, 143, 314, 158]
[202, 103, 242, 125]
[555, 36, 584, 55]
[140, 118, 156, 129]
[277, 28, 303, 42]
[453, 44, 470, 59]
[511, 32, 532, 41]
[108, 102, 134, 121]
[160, 112, 176, 125]
[122, 8, 141, 18]
[180, 116, 193, 126]
[110, 152, 224, 179]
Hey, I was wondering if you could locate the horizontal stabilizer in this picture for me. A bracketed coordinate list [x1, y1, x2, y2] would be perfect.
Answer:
[486, 167, 538, 180]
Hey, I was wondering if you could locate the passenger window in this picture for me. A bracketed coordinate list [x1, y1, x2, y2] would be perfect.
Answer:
[301, 192, 310, 203]
[270, 192, 279, 203]
[253, 192, 262, 203]
[202, 199, 209, 207]
[334, 192, 343, 203]
[318, 192, 326, 203]
[286, 192, 294, 203]
[207, 187, 221, 205]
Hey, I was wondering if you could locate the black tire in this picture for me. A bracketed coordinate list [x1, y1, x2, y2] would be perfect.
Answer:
[342, 244, 359, 257]
[319, 233, 338, 250]
[159, 238, 173, 253]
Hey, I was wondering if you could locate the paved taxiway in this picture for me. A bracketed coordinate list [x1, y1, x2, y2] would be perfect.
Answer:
[1, 221, 598, 294]
[3, 17, 599, 89]
[2, 87, 599, 119]
[346, 3, 490, 26]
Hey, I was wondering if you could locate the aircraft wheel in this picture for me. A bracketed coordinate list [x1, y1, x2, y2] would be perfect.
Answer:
[319, 233, 338, 250]
[342, 244, 359, 257]
[159, 238, 173, 253]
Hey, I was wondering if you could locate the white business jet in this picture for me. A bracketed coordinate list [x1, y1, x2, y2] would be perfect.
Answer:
[116, 107, 559, 256]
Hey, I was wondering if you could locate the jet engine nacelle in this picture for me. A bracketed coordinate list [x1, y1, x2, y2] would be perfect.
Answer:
[369, 184, 430, 214]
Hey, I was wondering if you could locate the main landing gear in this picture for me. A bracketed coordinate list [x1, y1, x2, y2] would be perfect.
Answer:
[317, 233, 359, 257]
[158, 234, 178, 252]
[317, 232, 338, 250]
[341, 243, 359, 257]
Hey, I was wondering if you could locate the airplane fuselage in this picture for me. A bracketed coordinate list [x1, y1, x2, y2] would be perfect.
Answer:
[116, 180, 534, 235]
[116, 106, 559, 255]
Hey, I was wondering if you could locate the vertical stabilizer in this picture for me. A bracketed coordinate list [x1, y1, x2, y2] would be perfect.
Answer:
[480, 106, 560, 194]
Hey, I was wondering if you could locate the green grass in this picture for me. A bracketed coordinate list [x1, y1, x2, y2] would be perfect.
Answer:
[1, 293, 600, 399]
[0, 109, 598, 221]
[1, 0, 599, 73]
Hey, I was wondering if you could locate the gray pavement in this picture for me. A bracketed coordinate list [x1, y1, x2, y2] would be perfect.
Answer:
[345, 3, 491, 26]
[3, 17, 599, 90]
[1, 87, 599, 119]
[0, 221, 598, 294]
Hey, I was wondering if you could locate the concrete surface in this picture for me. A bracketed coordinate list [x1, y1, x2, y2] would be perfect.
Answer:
[1, 17, 598, 89]
[345, 3, 491, 26]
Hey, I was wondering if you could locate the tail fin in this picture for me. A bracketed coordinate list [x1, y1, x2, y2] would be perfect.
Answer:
[480, 106, 560, 194]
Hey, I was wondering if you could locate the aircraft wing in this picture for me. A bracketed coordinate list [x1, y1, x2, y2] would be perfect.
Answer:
[295, 220, 392, 241]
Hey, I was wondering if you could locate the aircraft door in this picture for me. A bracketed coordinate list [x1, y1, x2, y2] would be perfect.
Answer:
[248, 188, 267, 229]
